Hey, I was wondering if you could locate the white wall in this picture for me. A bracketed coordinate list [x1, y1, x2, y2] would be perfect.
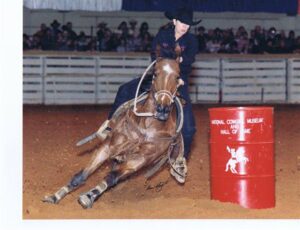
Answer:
[23, 6, 300, 36]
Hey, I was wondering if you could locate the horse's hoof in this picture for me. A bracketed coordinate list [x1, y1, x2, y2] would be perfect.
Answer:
[78, 194, 93, 209]
[42, 195, 58, 204]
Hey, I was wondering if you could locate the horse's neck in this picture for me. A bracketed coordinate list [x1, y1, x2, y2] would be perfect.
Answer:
[139, 92, 156, 114]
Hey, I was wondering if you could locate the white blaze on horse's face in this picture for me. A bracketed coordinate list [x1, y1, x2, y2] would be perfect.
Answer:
[155, 63, 177, 106]
[162, 63, 175, 76]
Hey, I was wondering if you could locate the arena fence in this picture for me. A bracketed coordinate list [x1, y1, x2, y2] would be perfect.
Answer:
[23, 52, 300, 105]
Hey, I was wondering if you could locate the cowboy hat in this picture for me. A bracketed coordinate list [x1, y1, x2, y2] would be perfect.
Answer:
[50, 20, 60, 27]
[165, 7, 201, 26]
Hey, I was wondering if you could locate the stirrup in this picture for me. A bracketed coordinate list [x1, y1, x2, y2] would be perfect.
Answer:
[170, 157, 187, 184]
[96, 120, 111, 140]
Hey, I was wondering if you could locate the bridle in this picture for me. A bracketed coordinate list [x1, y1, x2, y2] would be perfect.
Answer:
[133, 59, 181, 117]
[153, 86, 177, 104]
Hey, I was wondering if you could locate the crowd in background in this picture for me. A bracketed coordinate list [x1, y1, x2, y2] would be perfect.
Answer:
[23, 19, 153, 52]
[23, 19, 300, 54]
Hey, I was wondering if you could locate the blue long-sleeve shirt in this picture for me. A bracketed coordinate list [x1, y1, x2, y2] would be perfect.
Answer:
[151, 25, 198, 83]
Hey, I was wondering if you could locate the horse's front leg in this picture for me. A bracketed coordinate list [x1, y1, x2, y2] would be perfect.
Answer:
[78, 152, 150, 209]
[43, 143, 110, 204]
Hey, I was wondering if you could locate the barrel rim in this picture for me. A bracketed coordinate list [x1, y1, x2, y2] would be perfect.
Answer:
[208, 106, 273, 112]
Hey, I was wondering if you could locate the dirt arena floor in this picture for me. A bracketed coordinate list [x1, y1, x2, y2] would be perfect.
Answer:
[23, 105, 300, 219]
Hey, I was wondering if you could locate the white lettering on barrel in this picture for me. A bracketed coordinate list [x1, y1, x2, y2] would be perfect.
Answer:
[230, 124, 239, 129]
[211, 120, 225, 125]
[226, 119, 244, 125]
[247, 118, 264, 123]
[242, 128, 251, 134]
[231, 129, 238, 134]
[220, 129, 230, 135]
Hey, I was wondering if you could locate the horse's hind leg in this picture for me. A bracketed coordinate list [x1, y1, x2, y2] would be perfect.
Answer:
[78, 157, 146, 209]
[43, 144, 110, 204]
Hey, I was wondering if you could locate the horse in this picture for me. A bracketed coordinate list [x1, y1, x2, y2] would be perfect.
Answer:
[43, 45, 186, 209]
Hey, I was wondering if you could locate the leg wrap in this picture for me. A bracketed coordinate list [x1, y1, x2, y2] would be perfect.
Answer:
[95, 181, 108, 194]
[78, 181, 108, 209]
[54, 186, 70, 201]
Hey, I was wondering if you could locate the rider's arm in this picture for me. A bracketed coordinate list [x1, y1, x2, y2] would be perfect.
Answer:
[180, 35, 198, 67]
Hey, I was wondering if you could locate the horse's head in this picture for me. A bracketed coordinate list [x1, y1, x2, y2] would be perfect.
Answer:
[152, 44, 184, 121]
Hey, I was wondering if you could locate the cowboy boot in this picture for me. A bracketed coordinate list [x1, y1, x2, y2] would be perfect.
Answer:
[96, 120, 111, 140]
[170, 156, 187, 184]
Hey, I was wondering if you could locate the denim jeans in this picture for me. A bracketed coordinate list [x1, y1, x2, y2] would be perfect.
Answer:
[108, 76, 196, 158]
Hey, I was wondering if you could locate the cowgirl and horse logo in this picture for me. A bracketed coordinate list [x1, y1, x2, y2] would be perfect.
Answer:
[225, 146, 249, 174]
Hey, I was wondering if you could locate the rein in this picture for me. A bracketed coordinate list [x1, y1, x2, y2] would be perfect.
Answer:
[133, 60, 157, 117]
[154, 89, 176, 104]
[127, 94, 184, 137]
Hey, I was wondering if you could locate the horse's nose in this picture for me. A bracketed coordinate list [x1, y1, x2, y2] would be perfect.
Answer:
[156, 104, 164, 113]
[156, 104, 170, 113]
[156, 104, 171, 121]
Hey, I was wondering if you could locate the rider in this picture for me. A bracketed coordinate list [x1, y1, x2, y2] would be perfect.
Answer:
[97, 6, 201, 182]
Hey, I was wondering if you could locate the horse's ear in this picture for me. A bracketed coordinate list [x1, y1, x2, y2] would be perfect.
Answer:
[175, 43, 181, 63]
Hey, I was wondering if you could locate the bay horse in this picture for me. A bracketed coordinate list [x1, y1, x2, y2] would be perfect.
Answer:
[43, 45, 185, 209]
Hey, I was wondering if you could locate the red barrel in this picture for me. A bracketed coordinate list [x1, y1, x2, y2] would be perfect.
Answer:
[208, 107, 275, 209]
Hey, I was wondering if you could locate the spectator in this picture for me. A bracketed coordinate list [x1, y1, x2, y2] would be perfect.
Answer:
[116, 38, 127, 52]
[127, 19, 140, 51]
[235, 32, 249, 54]
[23, 34, 32, 50]
[57, 30, 74, 51]
[227, 41, 240, 54]
[286, 30, 296, 53]
[117, 21, 129, 39]
[49, 20, 62, 40]
[128, 19, 138, 38]
[34, 23, 48, 40]
[139, 32, 152, 52]
[65, 22, 77, 42]
[87, 37, 97, 51]
[76, 31, 88, 51]
[96, 22, 108, 51]
[100, 28, 117, 51]
[275, 38, 290, 54]
[31, 34, 41, 50]
[138, 22, 151, 41]
[40, 29, 55, 50]
[218, 42, 228, 53]
[248, 31, 264, 53]
[264, 39, 276, 54]
[196, 26, 207, 53]
[206, 38, 221, 53]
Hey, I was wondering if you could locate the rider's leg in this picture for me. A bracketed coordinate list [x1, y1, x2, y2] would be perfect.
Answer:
[182, 101, 196, 159]
[170, 85, 196, 183]
[108, 75, 153, 119]
[97, 75, 152, 139]
[108, 78, 141, 119]
[178, 84, 196, 159]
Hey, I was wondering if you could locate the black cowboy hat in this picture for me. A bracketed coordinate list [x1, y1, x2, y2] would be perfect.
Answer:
[165, 7, 201, 26]
[50, 20, 60, 27]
